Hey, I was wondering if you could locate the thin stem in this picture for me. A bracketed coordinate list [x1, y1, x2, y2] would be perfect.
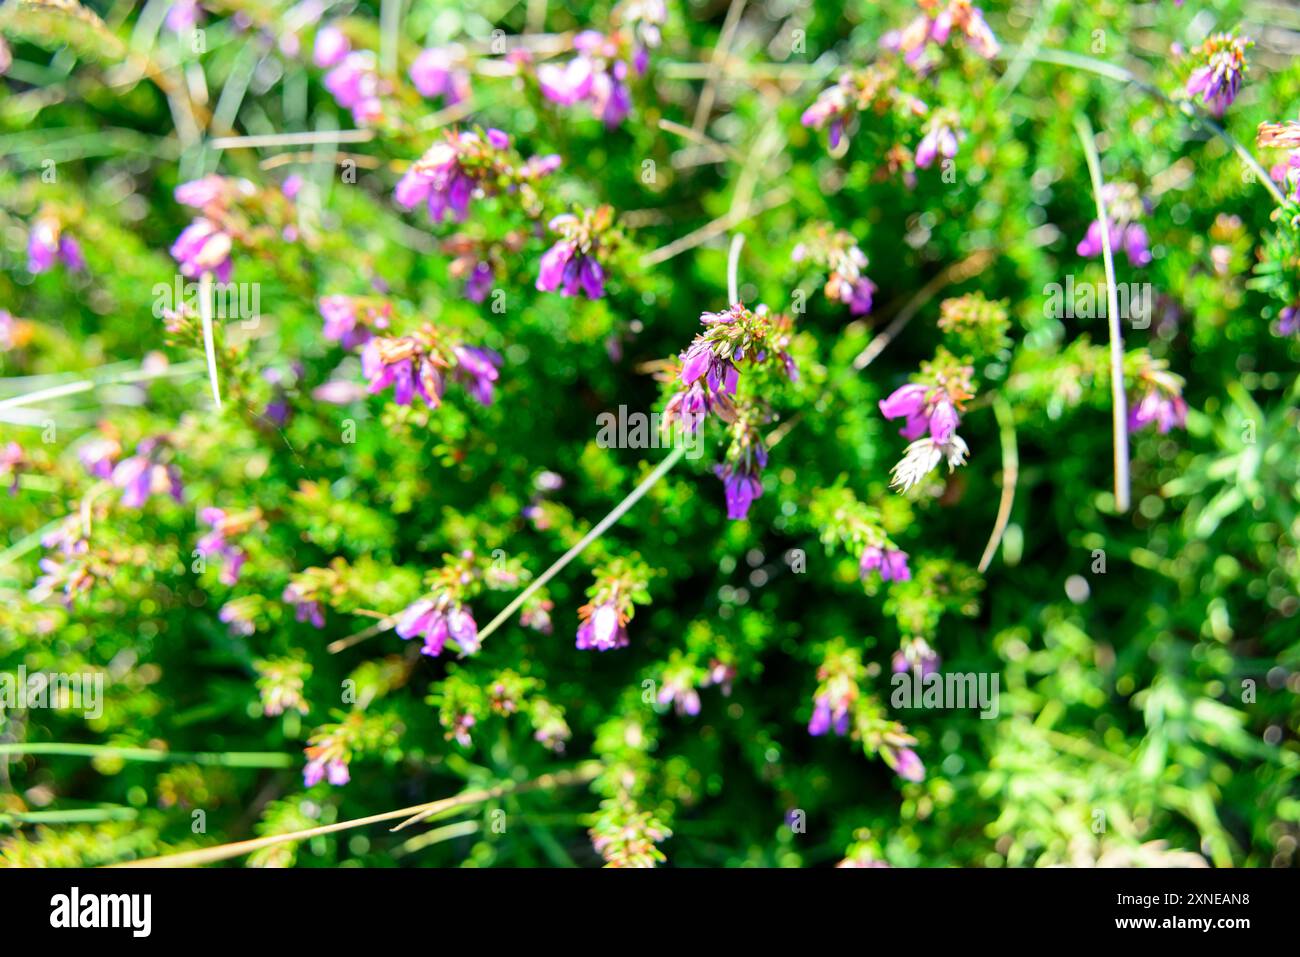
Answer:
[978, 396, 1019, 573]
[1008, 46, 1287, 207]
[692, 0, 750, 133]
[0, 742, 293, 768]
[1074, 113, 1131, 512]
[208, 129, 374, 150]
[473, 446, 687, 648]
[727, 233, 746, 304]
[640, 187, 789, 267]
[111, 764, 600, 867]
[0, 360, 205, 412]
[199, 271, 222, 411]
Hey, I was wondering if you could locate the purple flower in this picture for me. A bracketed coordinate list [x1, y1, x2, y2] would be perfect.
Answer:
[77, 435, 120, 480]
[394, 136, 479, 225]
[890, 747, 926, 783]
[892, 643, 940, 678]
[1278, 303, 1300, 337]
[808, 691, 851, 737]
[171, 218, 233, 282]
[175, 175, 228, 209]
[283, 583, 326, 628]
[879, 383, 943, 441]
[464, 261, 494, 302]
[219, 600, 257, 637]
[110, 441, 183, 508]
[452, 345, 503, 406]
[410, 47, 470, 104]
[1076, 219, 1152, 267]
[303, 756, 350, 787]
[396, 596, 480, 656]
[714, 453, 765, 521]
[361, 336, 447, 409]
[324, 51, 383, 126]
[657, 677, 702, 717]
[28, 219, 84, 275]
[196, 507, 248, 586]
[313, 25, 350, 68]
[915, 120, 959, 170]
[575, 600, 628, 651]
[164, 0, 202, 33]
[1186, 34, 1250, 117]
[536, 239, 605, 299]
[859, 545, 911, 583]
[538, 32, 634, 128]
[1128, 389, 1188, 434]
[318, 295, 375, 349]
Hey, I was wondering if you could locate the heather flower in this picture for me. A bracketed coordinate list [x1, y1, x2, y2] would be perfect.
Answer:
[887, 746, 926, 782]
[1278, 303, 1300, 337]
[1127, 359, 1188, 434]
[536, 210, 611, 299]
[396, 595, 480, 656]
[394, 130, 509, 225]
[110, 439, 183, 508]
[1076, 182, 1152, 267]
[197, 507, 258, 586]
[318, 295, 389, 349]
[164, 0, 202, 33]
[887, 0, 1000, 68]
[303, 728, 351, 787]
[714, 444, 766, 521]
[282, 582, 326, 628]
[576, 598, 629, 651]
[860, 545, 911, 583]
[892, 639, 941, 677]
[538, 30, 634, 127]
[324, 51, 384, 126]
[451, 345, 503, 406]
[1128, 388, 1188, 433]
[28, 218, 85, 275]
[313, 24, 350, 67]
[446, 712, 476, 747]
[915, 114, 960, 169]
[0, 442, 25, 495]
[77, 433, 120, 480]
[1186, 34, 1251, 117]
[171, 217, 234, 282]
[218, 598, 258, 637]
[255, 657, 311, 717]
[410, 46, 471, 104]
[793, 226, 876, 315]
[657, 664, 702, 717]
[809, 681, 855, 736]
[702, 659, 737, 696]
[531, 700, 571, 752]
[463, 261, 494, 302]
[801, 65, 927, 152]
[361, 333, 448, 409]
[520, 597, 555, 635]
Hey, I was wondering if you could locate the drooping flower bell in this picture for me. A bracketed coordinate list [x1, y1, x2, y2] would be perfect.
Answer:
[410, 46, 471, 104]
[536, 207, 614, 299]
[1186, 33, 1251, 117]
[1076, 182, 1152, 267]
[110, 438, 183, 508]
[396, 594, 480, 656]
[28, 217, 85, 275]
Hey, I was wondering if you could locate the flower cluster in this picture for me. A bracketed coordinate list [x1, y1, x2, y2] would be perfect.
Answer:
[879, 351, 974, 493]
[411, 45, 471, 105]
[28, 215, 85, 275]
[318, 295, 391, 349]
[656, 658, 702, 717]
[801, 64, 927, 151]
[282, 577, 327, 629]
[315, 26, 386, 126]
[1076, 182, 1153, 267]
[884, 0, 1000, 68]
[1127, 355, 1188, 434]
[576, 560, 651, 652]
[396, 593, 480, 657]
[792, 225, 877, 316]
[1185, 33, 1251, 117]
[808, 644, 862, 737]
[361, 327, 502, 410]
[1259, 117, 1300, 204]
[536, 206, 616, 299]
[915, 109, 961, 170]
[171, 175, 257, 282]
[110, 437, 183, 508]
[254, 657, 312, 717]
[302, 724, 352, 787]
[196, 507, 261, 586]
[589, 800, 671, 867]
[537, 2, 664, 127]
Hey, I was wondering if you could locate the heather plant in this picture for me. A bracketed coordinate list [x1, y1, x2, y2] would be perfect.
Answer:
[0, 0, 1298, 870]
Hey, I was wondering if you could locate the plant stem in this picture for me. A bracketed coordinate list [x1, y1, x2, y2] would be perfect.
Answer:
[0, 742, 293, 768]
[1074, 113, 1131, 512]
